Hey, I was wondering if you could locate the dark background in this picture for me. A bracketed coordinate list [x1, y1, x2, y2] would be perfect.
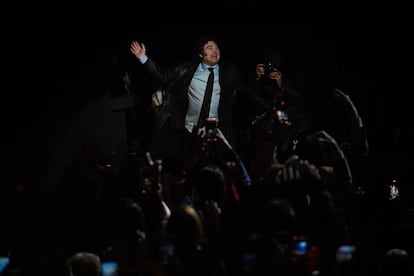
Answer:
[2, 23, 411, 200]
[1, 21, 413, 264]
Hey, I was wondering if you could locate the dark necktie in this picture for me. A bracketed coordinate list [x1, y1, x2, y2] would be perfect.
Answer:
[198, 67, 215, 128]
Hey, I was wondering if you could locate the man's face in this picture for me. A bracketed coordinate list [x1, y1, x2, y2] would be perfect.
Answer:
[200, 41, 220, 66]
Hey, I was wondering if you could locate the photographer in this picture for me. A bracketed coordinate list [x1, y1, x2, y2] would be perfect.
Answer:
[244, 47, 315, 181]
[252, 48, 313, 136]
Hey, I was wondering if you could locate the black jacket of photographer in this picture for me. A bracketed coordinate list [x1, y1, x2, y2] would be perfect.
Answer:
[248, 73, 313, 137]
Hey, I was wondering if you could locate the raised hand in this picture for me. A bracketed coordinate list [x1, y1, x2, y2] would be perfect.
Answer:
[130, 40, 146, 60]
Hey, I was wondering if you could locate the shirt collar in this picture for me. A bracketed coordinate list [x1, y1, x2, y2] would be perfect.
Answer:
[201, 63, 217, 71]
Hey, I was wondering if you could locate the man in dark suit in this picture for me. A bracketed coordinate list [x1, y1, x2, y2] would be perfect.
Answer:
[130, 34, 246, 175]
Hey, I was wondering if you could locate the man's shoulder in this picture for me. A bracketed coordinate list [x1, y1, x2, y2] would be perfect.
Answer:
[168, 60, 197, 81]
[175, 60, 198, 69]
[174, 60, 198, 73]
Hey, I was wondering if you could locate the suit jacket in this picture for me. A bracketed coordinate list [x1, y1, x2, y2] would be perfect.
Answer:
[143, 57, 244, 148]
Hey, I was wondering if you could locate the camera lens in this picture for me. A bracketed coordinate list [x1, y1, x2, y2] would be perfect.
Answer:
[264, 62, 273, 75]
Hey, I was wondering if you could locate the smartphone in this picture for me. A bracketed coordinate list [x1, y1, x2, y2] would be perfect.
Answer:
[242, 252, 257, 274]
[291, 235, 308, 256]
[294, 240, 308, 256]
[160, 240, 175, 266]
[0, 257, 10, 274]
[101, 261, 118, 276]
[276, 109, 290, 124]
[336, 245, 356, 263]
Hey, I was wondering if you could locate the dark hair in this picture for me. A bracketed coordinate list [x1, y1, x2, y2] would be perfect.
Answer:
[260, 50, 282, 70]
[193, 33, 219, 59]
[258, 42, 283, 70]
[192, 164, 225, 204]
[260, 197, 296, 234]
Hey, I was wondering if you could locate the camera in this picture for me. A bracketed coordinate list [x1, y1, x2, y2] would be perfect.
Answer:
[205, 117, 218, 131]
[263, 62, 275, 75]
[204, 117, 219, 142]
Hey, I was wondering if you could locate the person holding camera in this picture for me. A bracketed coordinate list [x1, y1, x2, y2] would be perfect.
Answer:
[244, 46, 315, 180]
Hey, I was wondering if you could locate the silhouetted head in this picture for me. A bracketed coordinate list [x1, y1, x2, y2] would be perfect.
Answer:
[112, 197, 146, 239]
[258, 42, 283, 72]
[382, 248, 411, 276]
[69, 252, 101, 276]
[259, 197, 297, 237]
[167, 204, 204, 256]
[193, 164, 226, 205]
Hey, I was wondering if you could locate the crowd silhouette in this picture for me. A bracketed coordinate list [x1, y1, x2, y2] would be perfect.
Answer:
[1, 31, 413, 276]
